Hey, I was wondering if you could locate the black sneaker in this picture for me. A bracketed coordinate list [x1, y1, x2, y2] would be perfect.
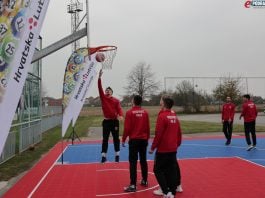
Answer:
[124, 185, 136, 192]
[140, 179, 148, 187]
[115, 155, 119, 163]
[101, 156, 106, 163]
[225, 140, 231, 145]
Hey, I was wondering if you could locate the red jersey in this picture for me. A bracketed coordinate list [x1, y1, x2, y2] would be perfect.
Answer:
[122, 106, 150, 142]
[241, 100, 257, 122]
[98, 78, 123, 119]
[151, 109, 182, 153]
[222, 102, 236, 121]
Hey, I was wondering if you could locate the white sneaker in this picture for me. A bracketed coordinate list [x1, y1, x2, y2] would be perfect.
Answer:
[153, 188, 163, 195]
[246, 145, 254, 151]
[163, 192, 174, 198]
[176, 184, 183, 192]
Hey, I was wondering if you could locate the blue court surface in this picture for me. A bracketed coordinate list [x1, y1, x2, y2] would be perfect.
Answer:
[59, 137, 265, 167]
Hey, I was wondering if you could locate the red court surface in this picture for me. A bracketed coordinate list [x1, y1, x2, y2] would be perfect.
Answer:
[3, 153, 265, 198]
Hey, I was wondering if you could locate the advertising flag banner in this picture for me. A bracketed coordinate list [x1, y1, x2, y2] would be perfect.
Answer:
[62, 48, 98, 137]
[0, 0, 50, 155]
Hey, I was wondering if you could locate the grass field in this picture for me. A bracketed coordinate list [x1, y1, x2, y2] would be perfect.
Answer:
[1, 106, 265, 183]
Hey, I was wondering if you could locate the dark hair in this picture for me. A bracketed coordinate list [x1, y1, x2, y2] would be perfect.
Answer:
[162, 95, 174, 109]
[133, 95, 142, 106]
[106, 86, 113, 93]
[243, 94, 250, 100]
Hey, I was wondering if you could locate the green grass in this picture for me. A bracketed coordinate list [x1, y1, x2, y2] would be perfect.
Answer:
[0, 127, 61, 181]
[1, 114, 265, 182]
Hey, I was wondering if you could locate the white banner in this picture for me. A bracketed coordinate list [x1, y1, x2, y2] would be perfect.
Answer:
[62, 48, 98, 137]
[0, 0, 50, 155]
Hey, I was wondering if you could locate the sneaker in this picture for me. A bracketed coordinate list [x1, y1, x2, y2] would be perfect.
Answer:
[246, 145, 254, 151]
[115, 155, 119, 163]
[176, 184, 183, 193]
[124, 184, 136, 192]
[225, 140, 231, 145]
[140, 179, 148, 187]
[153, 188, 163, 196]
[101, 156, 107, 163]
[163, 192, 174, 198]
[252, 145, 256, 149]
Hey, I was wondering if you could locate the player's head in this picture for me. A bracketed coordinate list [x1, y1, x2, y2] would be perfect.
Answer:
[226, 96, 231, 102]
[133, 95, 142, 106]
[105, 87, 113, 96]
[160, 95, 174, 109]
[243, 94, 250, 102]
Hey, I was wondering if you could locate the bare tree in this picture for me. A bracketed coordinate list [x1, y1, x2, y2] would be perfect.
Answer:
[174, 80, 209, 113]
[124, 62, 160, 99]
[213, 77, 243, 105]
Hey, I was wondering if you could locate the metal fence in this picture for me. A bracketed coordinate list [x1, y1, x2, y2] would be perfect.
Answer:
[0, 107, 62, 164]
[19, 120, 42, 153]
[0, 132, 16, 164]
[41, 114, 62, 133]
[164, 76, 265, 98]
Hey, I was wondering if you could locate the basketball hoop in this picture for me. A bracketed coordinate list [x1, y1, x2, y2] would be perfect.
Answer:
[89, 46, 117, 69]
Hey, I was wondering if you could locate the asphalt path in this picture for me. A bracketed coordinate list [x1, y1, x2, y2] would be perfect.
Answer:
[178, 112, 265, 126]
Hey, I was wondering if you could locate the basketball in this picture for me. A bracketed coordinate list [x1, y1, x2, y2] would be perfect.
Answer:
[95, 53, 105, 62]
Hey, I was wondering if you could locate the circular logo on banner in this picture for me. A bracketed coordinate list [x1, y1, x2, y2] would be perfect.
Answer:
[11, 9, 25, 38]
[0, 16, 11, 40]
[1, 35, 18, 63]
[73, 54, 84, 65]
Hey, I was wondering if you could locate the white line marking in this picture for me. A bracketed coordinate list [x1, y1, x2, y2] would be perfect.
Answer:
[27, 146, 68, 198]
[236, 156, 265, 168]
[95, 169, 158, 197]
[67, 144, 101, 148]
[182, 143, 265, 150]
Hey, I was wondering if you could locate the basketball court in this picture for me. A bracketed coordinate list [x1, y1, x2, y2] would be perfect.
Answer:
[3, 134, 265, 198]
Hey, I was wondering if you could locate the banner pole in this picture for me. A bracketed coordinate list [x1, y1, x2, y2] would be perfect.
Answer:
[86, 0, 90, 59]
[61, 138, 64, 164]
[61, 104, 64, 164]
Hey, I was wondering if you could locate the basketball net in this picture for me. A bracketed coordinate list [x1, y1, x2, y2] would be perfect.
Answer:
[89, 46, 117, 70]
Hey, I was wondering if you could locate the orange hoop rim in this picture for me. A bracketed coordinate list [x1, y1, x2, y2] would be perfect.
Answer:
[89, 46, 117, 54]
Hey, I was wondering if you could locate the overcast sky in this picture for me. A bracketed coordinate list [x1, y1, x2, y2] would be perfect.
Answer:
[40, 0, 265, 99]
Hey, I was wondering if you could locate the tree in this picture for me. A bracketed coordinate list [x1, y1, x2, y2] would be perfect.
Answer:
[173, 80, 209, 113]
[124, 62, 160, 99]
[212, 77, 243, 105]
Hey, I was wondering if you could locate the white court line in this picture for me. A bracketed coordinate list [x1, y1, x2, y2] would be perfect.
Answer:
[182, 143, 246, 149]
[236, 156, 265, 168]
[182, 143, 265, 150]
[67, 144, 101, 148]
[95, 169, 159, 197]
[27, 145, 68, 198]
[179, 156, 236, 160]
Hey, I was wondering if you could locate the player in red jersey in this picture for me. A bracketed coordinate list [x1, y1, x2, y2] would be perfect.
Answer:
[239, 94, 258, 151]
[221, 96, 236, 145]
[98, 69, 123, 163]
[122, 95, 150, 192]
[149, 95, 182, 198]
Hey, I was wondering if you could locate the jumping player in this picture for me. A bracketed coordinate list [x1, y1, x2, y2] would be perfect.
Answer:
[98, 69, 123, 163]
